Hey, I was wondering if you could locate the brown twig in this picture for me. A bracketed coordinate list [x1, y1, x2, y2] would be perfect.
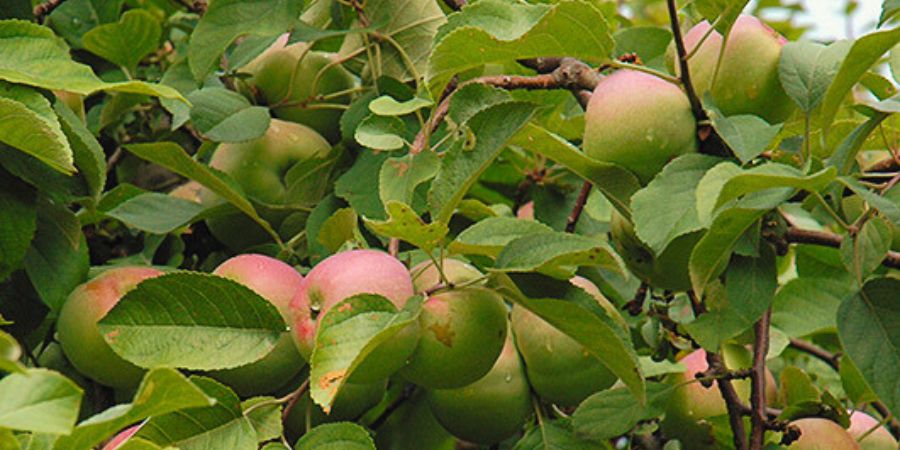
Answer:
[33, 0, 65, 22]
[706, 351, 749, 450]
[441, 0, 467, 10]
[867, 155, 900, 173]
[388, 238, 399, 258]
[565, 182, 592, 233]
[281, 379, 310, 423]
[173, 0, 207, 13]
[783, 227, 900, 269]
[665, 0, 705, 121]
[623, 282, 649, 316]
[750, 309, 772, 449]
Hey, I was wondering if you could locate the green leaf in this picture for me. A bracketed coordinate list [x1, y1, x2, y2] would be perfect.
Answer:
[45, 0, 123, 49]
[82, 9, 161, 71]
[838, 176, 900, 225]
[54, 101, 105, 200]
[837, 277, 900, 418]
[449, 217, 553, 257]
[0, 20, 183, 99]
[513, 419, 597, 450]
[124, 142, 279, 242]
[509, 122, 641, 218]
[242, 397, 282, 443]
[335, 151, 388, 220]
[880, 0, 900, 26]
[310, 295, 420, 412]
[426, 0, 613, 95]
[828, 113, 890, 175]
[369, 96, 433, 116]
[631, 154, 722, 254]
[0, 330, 24, 374]
[840, 355, 879, 404]
[705, 106, 783, 163]
[294, 422, 376, 450]
[98, 272, 285, 371]
[614, 26, 672, 70]
[447, 84, 513, 126]
[820, 27, 900, 135]
[771, 277, 854, 337]
[779, 366, 820, 406]
[317, 208, 361, 253]
[187, 88, 271, 142]
[494, 232, 624, 279]
[429, 101, 535, 223]
[0, 174, 36, 280]
[137, 377, 257, 450]
[365, 201, 448, 252]
[572, 383, 672, 441]
[24, 203, 89, 312]
[354, 115, 406, 151]
[187, 0, 305, 80]
[104, 192, 206, 234]
[0, 369, 82, 435]
[713, 164, 837, 213]
[689, 208, 769, 296]
[840, 216, 893, 283]
[53, 368, 213, 450]
[778, 40, 850, 112]
[0, 82, 74, 174]
[379, 151, 440, 206]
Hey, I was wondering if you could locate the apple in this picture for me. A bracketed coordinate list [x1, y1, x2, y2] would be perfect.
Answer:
[662, 345, 778, 449]
[284, 381, 386, 439]
[410, 258, 484, 294]
[242, 37, 355, 143]
[584, 69, 697, 184]
[427, 334, 532, 445]
[609, 210, 701, 291]
[289, 249, 417, 382]
[102, 425, 141, 450]
[375, 389, 455, 450]
[788, 418, 861, 449]
[510, 277, 624, 407]
[206, 254, 306, 396]
[516, 201, 534, 221]
[57, 267, 163, 389]
[848, 410, 898, 450]
[676, 15, 794, 123]
[201, 119, 339, 250]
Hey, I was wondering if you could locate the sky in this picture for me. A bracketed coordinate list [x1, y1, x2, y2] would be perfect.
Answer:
[753, 0, 884, 40]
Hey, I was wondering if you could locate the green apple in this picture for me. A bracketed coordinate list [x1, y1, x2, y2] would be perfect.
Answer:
[57, 267, 163, 389]
[284, 381, 387, 440]
[788, 418, 861, 449]
[206, 254, 306, 396]
[374, 389, 456, 450]
[427, 334, 532, 445]
[410, 258, 484, 294]
[848, 410, 897, 450]
[584, 69, 697, 184]
[609, 210, 701, 291]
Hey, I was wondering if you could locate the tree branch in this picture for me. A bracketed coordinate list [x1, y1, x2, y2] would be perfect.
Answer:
[440, 0, 466, 10]
[665, 0, 705, 120]
[783, 227, 900, 269]
[750, 309, 772, 449]
[33, 0, 66, 22]
[565, 182, 592, 233]
[705, 351, 749, 450]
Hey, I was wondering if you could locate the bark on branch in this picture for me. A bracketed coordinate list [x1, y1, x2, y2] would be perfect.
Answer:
[783, 227, 900, 269]
[750, 309, 772, 449]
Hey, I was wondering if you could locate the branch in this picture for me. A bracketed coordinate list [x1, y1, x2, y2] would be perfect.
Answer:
[665, 0, 705, 120]
[280, 379, 310, 423]
[783, 227, 900, 269]
[706, 351, 749, 450]
[33, 0, 65, 22]
[750, 309, 772, 449]
[173, 0, 207, 13]
[565, 182, 592, 233]
[441, 0, 467, 11]
[867, 155, 900, 173]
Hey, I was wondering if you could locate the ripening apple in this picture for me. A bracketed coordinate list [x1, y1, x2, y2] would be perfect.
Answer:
[609, 210, 701, 291]
[206, 254, 306, 396]
[102, 425, 141, 450]
[427, 334, 532, 445]
[848, 410, 898, 450]
[289, 249, 417, 382]
[510, 277, 624, 407]
[675, 15, 794, 123]
[375, 389, 455, 450]
[242, 36, 355, 143]
[788, 418, 861, 449]
[662, 345, 778, 450]
[584, 69, 697, 184]
[57, 267, 163, 389]
[201, 119, 339, 250]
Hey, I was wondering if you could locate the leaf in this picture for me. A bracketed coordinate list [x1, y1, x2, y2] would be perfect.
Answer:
[689, 208, 769, 296]
[494, 232, 624, 279]
[53, 368, 213, 450]
[24, 203, 89, 312]
[428, 101, 535, 223]
[379, 151, 440, 206]
[713, 164, 837, 212]
[354, 115, 406, 151]
[426, 0, 613, 95]
[317, 208, 360, 253]
[837, 277, 900, 418]
[705, 106, 783, 163]
[838, 176, 900, 225]
[771, 277, 854, 337]
[508, 122, 641, 218]
[447, 84, 512, 126]
[82, 9, 161, 71]
[0, 369, 82, 435]
[294, 423, 376, 450]
[0, 20, 182, 99]
[137, 377, 257, 450]
[365, 201, 448, 252]
[0, 82, 74, 174]
[187, 0, 305, 80]
[513, 419, 597, 450]
[369, 96, 433, 116]
[310, 295, 420, 412]
[334, 151, 388, 220]
[778, 40, 851, 112]
[828, 113, 890, 175]
[187, 88, 271, 142]
[631, 154, 722, 254]
[880, 0, 900, 26]
[693, 0, 749, 34]
[98, 272, 285, 371]
[104, 193, 207, 234]
[450, 216, 553, 257]
[54, 101, 105, 200]
[572, 383, 672, 441]
[242, 397, 282, 443]
[820, 27, 900, 135]
[0, 174, 36, 280]
[840, 216, 893, 283]
[125, 142, 278, 241]
[613, 26, 672, 70]
[0, 330, 24, 374]
[44, 0, 122, 48]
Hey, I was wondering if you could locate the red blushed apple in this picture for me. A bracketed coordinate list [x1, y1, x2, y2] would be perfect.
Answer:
[848, 410, 897, 450]
[57, 267, 163, 389]
[206, 254, 306, 396]
[102, 425, 141, 450]
[788, 418, 860, 449]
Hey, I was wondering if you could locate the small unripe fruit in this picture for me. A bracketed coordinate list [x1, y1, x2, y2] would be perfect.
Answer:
[677, 15, 794, 123]
[848, 411, 897, 450]
[103, 425, 141, 450]
[207, 254, 306, 396]
[57, 267, 163, 389]
[584, 69, 697, 184]
[609, 210, 700, 291]
[788, 418, 861, 449]
[427, 335, 531, 445]
[410, 258, 483, 294]
[202, 119, 338, 250]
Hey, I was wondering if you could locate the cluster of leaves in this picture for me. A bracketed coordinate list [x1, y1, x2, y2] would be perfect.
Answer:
[0, 0, 899, 448]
